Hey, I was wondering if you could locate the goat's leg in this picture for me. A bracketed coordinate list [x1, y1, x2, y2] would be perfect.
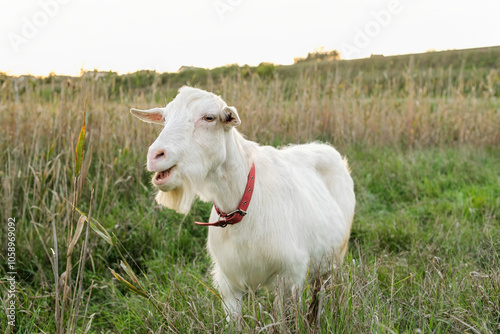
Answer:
[212, 267, 244, 322]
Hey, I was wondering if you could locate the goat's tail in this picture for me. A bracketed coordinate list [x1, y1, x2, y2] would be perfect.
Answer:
[342, 156, 351, 174]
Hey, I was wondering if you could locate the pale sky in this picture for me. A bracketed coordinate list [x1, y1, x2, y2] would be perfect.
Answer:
[1, 0, 499, 77]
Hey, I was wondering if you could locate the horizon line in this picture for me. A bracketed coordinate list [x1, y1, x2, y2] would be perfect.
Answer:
[2, 45, 499, 79]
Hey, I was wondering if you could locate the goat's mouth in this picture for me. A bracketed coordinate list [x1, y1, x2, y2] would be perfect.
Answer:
[153, 165, 176, 186]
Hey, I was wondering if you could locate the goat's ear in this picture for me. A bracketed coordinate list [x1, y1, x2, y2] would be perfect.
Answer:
[130, 107, 164, 125]
[221, 106, 241, 128]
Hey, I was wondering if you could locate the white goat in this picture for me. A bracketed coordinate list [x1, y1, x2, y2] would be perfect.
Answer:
[131, 86, 355, 319]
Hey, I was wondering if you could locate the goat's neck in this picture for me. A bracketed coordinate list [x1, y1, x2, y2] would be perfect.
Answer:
[200, 130, 254, 213]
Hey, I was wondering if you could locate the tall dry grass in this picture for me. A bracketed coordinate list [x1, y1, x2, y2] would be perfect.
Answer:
[217, 64, 500, 147]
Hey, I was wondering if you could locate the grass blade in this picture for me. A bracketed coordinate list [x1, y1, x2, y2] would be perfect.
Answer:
[67, 215, 86, 257]
[75, 110, 86, 176]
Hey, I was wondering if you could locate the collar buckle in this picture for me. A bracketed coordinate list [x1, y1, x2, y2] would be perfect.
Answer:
[217, 209, 247, 227]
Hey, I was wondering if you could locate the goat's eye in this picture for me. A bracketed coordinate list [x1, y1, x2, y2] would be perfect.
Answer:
[203, 115, 216, 122]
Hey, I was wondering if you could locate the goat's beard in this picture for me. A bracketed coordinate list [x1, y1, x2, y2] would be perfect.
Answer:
[155, 184, 197, 214]
[155, 188, 193, 214]
[154, 166, 205, 214]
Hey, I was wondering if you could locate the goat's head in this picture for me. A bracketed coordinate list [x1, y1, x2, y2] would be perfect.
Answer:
[130, 86, 241, 213]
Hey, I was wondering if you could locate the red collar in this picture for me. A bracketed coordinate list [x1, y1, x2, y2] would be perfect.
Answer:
[195, 162, 256, 228]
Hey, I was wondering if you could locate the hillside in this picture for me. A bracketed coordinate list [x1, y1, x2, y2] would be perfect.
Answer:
[2, 46, 500, 99]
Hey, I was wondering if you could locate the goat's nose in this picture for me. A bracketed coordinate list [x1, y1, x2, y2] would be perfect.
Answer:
[148, 148, 167, 162]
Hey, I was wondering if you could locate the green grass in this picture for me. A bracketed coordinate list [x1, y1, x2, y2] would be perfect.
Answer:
[1, 48, 499, 333]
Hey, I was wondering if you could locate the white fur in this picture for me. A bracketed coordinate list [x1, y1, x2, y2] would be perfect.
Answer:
[131, 86, 355, 317]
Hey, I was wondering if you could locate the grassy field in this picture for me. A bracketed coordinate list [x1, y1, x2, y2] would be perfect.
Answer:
[1, 48, 499, 333]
